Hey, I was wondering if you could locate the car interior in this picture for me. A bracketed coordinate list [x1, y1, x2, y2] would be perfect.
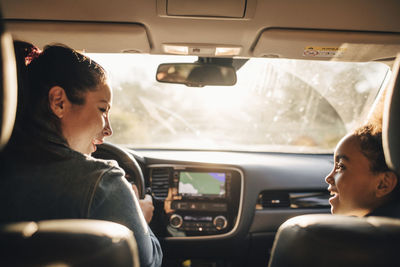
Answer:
[1, 0, 400, 266]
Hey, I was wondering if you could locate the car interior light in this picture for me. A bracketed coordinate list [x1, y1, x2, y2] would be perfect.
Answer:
[190, 47, 215, 55]
[215, 47, 241, 56]
[163, 45, 189, 55]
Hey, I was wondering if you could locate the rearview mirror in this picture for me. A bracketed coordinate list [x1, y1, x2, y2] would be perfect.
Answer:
[156, 63, 237, 87]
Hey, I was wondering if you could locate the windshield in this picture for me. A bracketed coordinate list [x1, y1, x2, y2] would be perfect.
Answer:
[88, 54, 390, 153]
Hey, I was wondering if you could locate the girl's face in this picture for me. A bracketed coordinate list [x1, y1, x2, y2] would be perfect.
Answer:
[325, 134, 382, 217]
[60, 82, 113, 155]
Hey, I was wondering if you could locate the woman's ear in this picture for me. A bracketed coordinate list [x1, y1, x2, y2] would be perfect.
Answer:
[48, 86, 67, 118]
[376, 171, 398, 198]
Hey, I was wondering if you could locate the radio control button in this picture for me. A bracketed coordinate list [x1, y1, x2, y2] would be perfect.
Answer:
[199, 203, 207, 210]
[170, 214, 183, 228]
[211, 203, 227, 211]
[213, 216, 228, 230]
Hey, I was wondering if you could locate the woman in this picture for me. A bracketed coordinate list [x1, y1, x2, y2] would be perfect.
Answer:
[325, 124, 400, 218]
[0, 42, 162, 267]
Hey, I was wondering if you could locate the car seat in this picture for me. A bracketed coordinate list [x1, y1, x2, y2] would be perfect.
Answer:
[0, 10, 17, 150]
[383, 54, 400, 178]
[0, 12, 139, 267]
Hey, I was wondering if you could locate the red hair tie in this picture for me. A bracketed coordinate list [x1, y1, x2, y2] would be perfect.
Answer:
[25, 46, 42, 66]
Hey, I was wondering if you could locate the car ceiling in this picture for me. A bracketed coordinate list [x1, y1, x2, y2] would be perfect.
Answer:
[2, 0, 400, 60]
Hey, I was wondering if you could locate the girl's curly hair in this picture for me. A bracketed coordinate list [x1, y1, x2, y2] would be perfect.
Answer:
[354, 124, 389, 174]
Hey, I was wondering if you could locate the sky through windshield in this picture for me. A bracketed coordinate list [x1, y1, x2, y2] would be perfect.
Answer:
[89, 54, 390, 153]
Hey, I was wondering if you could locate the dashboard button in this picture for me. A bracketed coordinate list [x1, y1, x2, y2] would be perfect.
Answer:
[170, 214, 183, 228]
[211, 203, 227, 211]
[213, 215, 228, 230]
[179, 202, 189, 209]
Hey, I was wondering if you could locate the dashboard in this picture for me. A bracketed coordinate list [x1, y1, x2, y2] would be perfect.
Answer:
[134, 150, 332, 265]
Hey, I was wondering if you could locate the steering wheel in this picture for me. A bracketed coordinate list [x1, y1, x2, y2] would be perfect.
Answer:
[92, 142, 145, 199]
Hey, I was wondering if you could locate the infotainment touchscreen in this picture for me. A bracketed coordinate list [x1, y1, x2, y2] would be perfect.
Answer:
[178, 172, 226, 197]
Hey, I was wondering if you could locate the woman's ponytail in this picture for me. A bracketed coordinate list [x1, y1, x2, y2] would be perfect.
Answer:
[13, 41, 41, 126]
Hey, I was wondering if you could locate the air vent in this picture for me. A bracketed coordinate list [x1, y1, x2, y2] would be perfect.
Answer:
[257, 191, 330, 209]
[259, 191, 290, 208]
[289, 192, 330, 208]
[150, 168, 170, 199]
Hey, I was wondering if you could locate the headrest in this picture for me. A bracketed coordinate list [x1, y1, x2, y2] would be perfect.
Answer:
[0, 15, 18, 150]
[383, 55, 400, 176]
[0, 219, 139, 266]
[268, 214, 400, 267]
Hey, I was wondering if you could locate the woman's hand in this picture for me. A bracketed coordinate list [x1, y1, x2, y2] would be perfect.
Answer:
[132, 184, 154, 224]
[140, 194, 154, 224]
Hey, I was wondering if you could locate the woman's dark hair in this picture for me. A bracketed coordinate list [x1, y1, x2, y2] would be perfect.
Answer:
[13, 41, 41, 122]
[14, 41, 107, 136]
[354, 124, 389, 174]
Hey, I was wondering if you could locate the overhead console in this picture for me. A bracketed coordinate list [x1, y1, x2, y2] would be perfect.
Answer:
[149, 165, 243, 239]
[157, 0, 256, 19]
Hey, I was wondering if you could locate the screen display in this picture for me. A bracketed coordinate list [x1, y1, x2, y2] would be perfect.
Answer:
[179, 172, 226, 197]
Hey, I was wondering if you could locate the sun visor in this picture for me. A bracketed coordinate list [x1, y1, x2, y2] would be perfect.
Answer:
[253, 29, 400, 62]
[5, 21, 150, 53]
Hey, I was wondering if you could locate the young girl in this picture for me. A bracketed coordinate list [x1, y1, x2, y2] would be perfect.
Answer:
[325, 124, 400, 217]
[1, 41, 162, 267]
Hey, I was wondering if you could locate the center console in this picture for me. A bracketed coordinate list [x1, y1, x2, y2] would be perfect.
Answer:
[149, 165, 243, 238]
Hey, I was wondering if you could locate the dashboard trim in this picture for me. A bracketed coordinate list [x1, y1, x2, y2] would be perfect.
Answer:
[148, 164, 245, 240]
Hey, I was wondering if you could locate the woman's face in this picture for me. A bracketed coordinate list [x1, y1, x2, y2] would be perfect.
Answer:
[325, 134, 381, 217]
[61, 82, 113, 155]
